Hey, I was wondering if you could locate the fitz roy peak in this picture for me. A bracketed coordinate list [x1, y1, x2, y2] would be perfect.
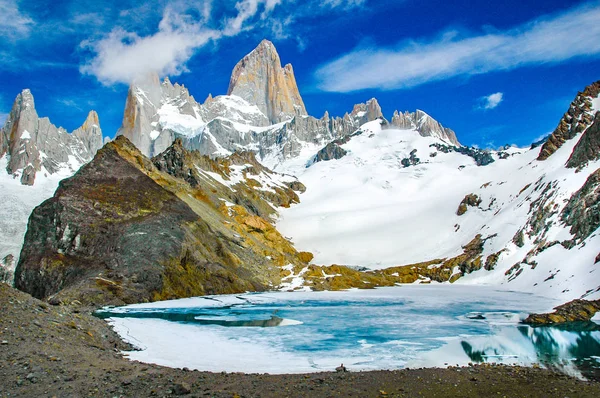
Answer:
[227, 39, 307, 124]
[116, 40, 460, 165]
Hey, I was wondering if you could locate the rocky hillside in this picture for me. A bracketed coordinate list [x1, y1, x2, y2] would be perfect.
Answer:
[116, 40, 460, 166]
[277, 80, 600, 302]
[13, 136, 310, 306]
[0, 90, 102, 283]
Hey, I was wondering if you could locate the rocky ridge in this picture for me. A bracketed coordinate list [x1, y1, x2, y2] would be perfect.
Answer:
[116, 40, 461, 165]
[538, 81, 600, 161]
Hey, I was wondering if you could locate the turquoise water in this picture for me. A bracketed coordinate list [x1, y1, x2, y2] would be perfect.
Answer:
[97, 286, 600, 379]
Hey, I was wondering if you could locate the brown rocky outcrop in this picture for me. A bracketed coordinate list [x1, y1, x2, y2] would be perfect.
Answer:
[227, 39, 307, 124]
[523, 299, 600, 325]
[457, 194, 482, 215]
[14, 136, 308, 307]
[538, 81, 600, 161]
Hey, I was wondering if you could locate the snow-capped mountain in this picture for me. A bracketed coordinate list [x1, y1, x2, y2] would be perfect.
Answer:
[0, 89, 103, 281]
[276, 81, 600, 301]
[116, 40, 459, 167]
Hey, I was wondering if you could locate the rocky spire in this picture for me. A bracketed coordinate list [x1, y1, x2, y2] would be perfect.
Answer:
[350, 98, 384, 126]
[0, 89, 103, 185]
[227, 39, 307, 124]
[72, 110, 103, 156]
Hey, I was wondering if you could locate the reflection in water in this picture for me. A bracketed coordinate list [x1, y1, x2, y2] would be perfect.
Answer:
[459, 323, 600, 381]
[95, 308, 299, 327]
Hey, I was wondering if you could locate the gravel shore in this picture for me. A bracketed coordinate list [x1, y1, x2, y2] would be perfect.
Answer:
[1, 283, 599, 398]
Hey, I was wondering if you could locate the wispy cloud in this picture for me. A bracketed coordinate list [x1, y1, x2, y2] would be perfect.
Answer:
[0, 0, 33, 39]
[478, 92, 503, 110]
[80, 0, 285, 85]
[315, 1, 600, 92]
[322, 0, 366, 9]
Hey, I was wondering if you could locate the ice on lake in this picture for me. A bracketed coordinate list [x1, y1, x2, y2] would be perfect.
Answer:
[97, 286, 600, 379]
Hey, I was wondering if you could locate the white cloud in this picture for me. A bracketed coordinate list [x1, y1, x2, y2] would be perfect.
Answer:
[315, 2, 600, 92]
[81, 0, 281, 85]
[0, 0, 33, 39]
[479, 92, 503, 110]
[0, 113, 7, 126]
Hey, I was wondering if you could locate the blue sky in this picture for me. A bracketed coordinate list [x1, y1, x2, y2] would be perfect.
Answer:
[1, 0, 600, 148]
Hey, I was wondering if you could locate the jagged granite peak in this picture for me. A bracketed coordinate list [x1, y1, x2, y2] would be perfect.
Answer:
[390, 109, 460, 146]
[0, 89, 103, 185]
[14, 135, 309, 306]
[72, 110, 103, 156]
[538, 81, 600, 161]
[350, 98, 384, 125]
[227, 39, 307, 124]
[117, 71, 270, 158]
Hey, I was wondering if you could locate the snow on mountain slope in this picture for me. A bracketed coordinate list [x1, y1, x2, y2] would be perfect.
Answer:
[277, 118, 600, 301]
[0, 157, 80, 282]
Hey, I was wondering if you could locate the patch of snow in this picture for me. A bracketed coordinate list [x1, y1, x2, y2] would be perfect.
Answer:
[150, 130, 160, 140]
[158, 103, 205, 137]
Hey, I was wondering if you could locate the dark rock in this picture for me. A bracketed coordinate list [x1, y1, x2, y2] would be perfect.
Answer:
[523, 299, 600, 325]
[560, 169, 600, 242]
[20, 164, 36, 186]
[401, 149, 420, 168]
[457, 194, 482, 216]
[429, 143, 494, 166]
[335, 364, 347, 372]
[566, 112, 600, 169]
[172, 382, 192, 395]
[311, 142, 347, 164]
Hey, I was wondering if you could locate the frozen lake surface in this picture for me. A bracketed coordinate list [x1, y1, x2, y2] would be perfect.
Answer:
[97, 286, 600, 379]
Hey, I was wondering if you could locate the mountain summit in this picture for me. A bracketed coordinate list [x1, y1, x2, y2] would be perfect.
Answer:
[227, 39, 307, 124]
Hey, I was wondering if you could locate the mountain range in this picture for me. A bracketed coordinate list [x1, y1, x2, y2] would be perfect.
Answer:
[1, 40, 599, 307]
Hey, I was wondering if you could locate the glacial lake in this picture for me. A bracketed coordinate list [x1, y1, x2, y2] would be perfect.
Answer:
[96, 286, 600, 380]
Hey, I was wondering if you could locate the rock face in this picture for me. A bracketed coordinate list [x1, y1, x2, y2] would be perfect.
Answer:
[538, 81, 600, 161]
[391, 109, 460, 146]
[561, 168, 600, 242]
[523, 299, 600, 325]
[566, 112, 600, 169]
[0, 89, 103, 185]
[227, 39, 307, 124]
[14, 136, 309, 306]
